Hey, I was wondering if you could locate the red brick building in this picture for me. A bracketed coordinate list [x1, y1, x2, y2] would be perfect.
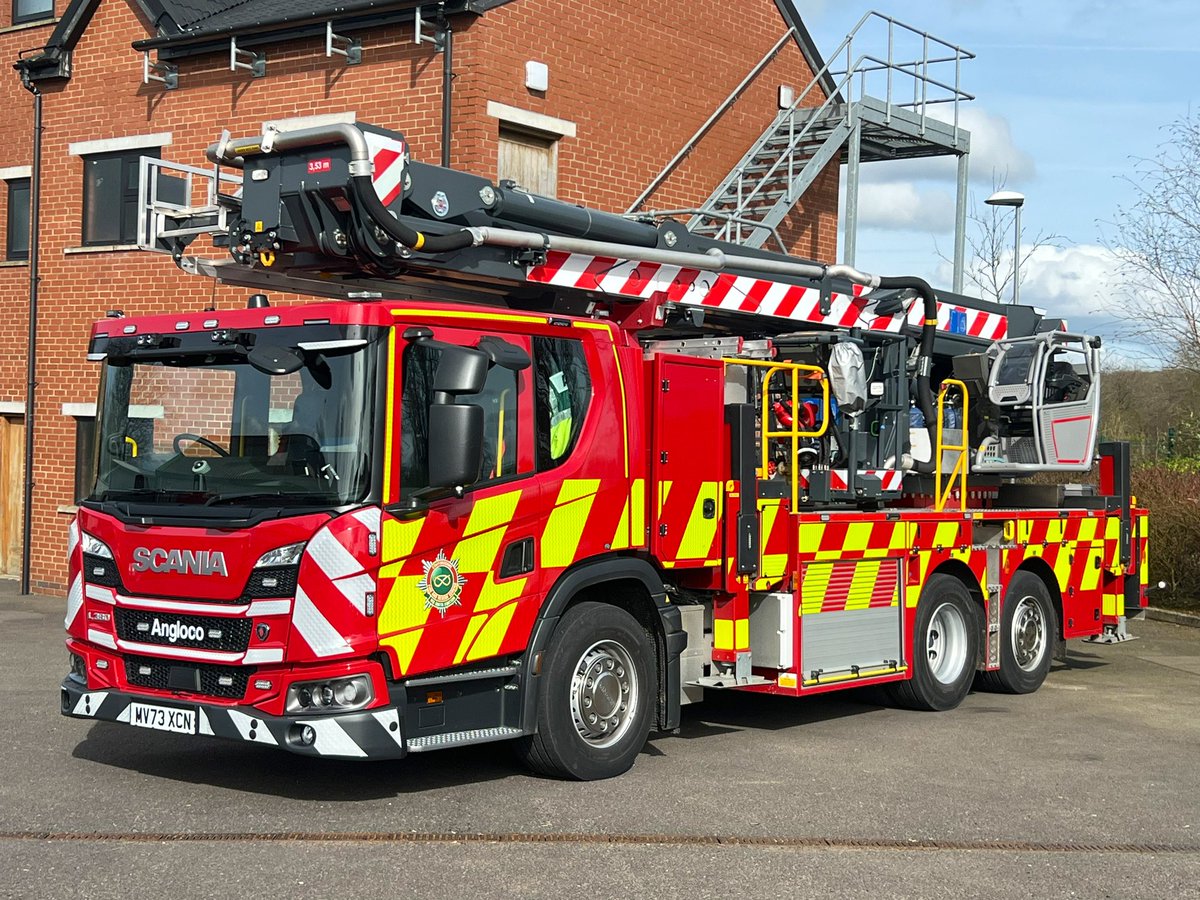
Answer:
[1, 0, 838, 592]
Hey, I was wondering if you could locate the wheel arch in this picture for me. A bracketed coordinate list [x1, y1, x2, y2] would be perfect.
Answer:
[520, 555, 684, 734]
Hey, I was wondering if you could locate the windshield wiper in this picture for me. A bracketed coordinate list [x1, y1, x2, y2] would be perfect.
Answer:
[203, 491, 334, 507]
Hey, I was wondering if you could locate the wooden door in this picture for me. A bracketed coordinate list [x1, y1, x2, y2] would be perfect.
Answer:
[497, 127, 558, 197]
[0, 416, 24, 577]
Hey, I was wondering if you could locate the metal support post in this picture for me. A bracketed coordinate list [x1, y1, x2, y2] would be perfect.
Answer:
[952, 152, 969, 293]
[1012, 203, 1022, 305]
[843, 113, 862, 268]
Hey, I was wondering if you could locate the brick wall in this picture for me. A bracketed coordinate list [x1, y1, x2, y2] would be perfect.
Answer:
[1, 0, 837, 592]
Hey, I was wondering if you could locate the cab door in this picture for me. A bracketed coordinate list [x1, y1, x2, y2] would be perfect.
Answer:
[376, 324, 541, 679]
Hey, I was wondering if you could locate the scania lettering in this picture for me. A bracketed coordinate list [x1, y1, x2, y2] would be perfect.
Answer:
[130, 547, 229, 577]
[58, 119, 1149, 780]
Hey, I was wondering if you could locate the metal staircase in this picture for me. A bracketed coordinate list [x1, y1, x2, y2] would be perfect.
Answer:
[631, 12, 975, 285]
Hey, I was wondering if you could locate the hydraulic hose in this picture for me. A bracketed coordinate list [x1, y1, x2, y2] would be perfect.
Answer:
[875, 275, 939, 475]
[348, 174, 473, 254]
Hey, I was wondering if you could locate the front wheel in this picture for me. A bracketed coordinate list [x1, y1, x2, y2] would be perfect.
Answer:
[886, 573, 979, 711]
[977, 572, 1056, 694]
[517, 601, 654, 780]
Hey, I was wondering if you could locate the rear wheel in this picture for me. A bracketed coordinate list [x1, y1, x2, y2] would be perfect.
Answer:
[517, 601, 654, 780]
[978, 572, 1056, 694]
[886, 573, 979, 711]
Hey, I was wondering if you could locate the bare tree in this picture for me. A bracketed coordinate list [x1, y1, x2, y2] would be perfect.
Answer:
[1102, 113, 1200, 373]
[936, 174, 1061, 303]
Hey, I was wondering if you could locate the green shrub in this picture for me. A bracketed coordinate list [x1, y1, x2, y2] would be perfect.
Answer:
[1132, 465, 1200, 612]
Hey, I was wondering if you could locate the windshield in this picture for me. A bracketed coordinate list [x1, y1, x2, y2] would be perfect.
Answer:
[89, 326, 381, 510]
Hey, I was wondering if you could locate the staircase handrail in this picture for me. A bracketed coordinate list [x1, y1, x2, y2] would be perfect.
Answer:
[626, 28, 797, 214]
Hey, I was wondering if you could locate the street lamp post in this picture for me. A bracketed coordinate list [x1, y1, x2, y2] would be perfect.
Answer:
[985, 190, 1025, 304]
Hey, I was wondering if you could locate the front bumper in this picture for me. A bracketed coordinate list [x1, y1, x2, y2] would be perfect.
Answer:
[60, 677, 407, 760]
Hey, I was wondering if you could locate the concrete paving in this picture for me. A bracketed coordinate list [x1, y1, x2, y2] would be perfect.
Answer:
[2, 581, 1198, 899]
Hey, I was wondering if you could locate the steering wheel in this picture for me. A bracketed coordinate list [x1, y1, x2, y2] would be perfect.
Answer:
[173, 433, 230, 457]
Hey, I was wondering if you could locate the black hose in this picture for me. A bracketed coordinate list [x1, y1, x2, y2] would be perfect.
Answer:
[349, 175, 474, 253]
[876, 275, 939, 475]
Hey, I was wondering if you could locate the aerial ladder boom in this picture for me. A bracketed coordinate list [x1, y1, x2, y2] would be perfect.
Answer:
[139, 119, 1101, 490]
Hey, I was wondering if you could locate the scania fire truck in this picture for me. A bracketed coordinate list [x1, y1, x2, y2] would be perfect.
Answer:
[60, 120, 1148, 779]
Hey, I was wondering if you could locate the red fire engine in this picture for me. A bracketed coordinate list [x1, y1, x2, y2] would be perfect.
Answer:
[60, 121, 1148, 779]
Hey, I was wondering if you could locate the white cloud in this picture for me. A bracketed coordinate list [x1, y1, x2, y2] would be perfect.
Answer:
[934, 242, 1164, 365]
[847, 181, 956, 233]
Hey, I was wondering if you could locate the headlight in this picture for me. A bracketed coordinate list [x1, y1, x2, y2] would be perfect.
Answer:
[81, 533, 113, 559]
[254, 542, 306, 568]
[285, 674, 374, 715]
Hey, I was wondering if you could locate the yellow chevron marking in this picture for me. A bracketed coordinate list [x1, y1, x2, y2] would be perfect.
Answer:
[1077, 517, 1099, 543]
[933, 521, 960, 549]
[842, 522, 875, 554]
[454, 614, 489, 665]
[380, 631, 422, 675]
[889, 524, 910, 551]
[1080, 549, 1103, 593]
[467, 601, 519, 661]
[1105, 516, 1120, 540]
[735, 618, 749, 651]
[713, 618, 733, 651]
[542, 479, 600, 567]
[1053, 543, 1073, 589]
[630, 479, 645, 547]
[1102, 592, 1118, 618]
[677, 481, 722, 560]
[760, 554, 789, 583]
[1046, 519, 1065, 543]
[657, 479, 673, 516]
[379, 574, 429, 637]
[796, 520, 819, 555]
[801, 563, 833, 615]
[611, 497, 631, 551]
[380, 516, 425, 579]
[463, 490, 522, 537]
[845, 559, 882, 610]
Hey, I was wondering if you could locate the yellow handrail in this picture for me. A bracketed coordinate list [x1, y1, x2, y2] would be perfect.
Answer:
[722, 358, 829, 509]
[934, 378, 969, 512]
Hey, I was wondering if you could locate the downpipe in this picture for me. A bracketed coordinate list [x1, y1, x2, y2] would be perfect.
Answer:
[18, 70, 42, 595]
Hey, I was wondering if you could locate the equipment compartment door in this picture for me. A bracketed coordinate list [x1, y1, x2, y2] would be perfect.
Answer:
[650, 355, 727, 568]
[798, 557, 904, 687]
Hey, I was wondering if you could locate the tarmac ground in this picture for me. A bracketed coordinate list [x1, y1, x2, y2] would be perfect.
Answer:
[2, 583, 1198, 899]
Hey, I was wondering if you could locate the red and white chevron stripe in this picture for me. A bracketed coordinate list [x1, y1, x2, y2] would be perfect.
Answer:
[527, 250, 1008, 341]
[795, 469, 905, 492]
[364, 132, 407, 207]
[292, 507, 381, 661]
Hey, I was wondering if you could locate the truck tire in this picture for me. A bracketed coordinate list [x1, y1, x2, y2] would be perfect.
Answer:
[516, 601, 654, 780]
[977, 572, 1055, 694]
[886, 573, 979, 711]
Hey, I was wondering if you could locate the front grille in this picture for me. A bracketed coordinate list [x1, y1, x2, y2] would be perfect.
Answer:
[243, 566, 298, 599]
[83, 553, 124, 589]
[124, 654, 252, 700]
[114, 608, 252, 652]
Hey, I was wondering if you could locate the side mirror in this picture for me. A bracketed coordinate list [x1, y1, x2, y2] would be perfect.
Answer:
[434, 346, 489, 397]
[428, 403, 484, 488]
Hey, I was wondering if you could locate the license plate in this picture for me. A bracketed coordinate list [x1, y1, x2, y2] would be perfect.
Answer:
[128, 702, 196, 734]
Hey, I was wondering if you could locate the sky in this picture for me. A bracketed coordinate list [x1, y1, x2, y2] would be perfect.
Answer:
[793, 0, 1200, 364]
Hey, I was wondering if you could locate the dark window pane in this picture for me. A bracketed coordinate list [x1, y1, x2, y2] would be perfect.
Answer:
[14, 0, 53, 23]
[82, 148, 158, 246]
[75, 418, 98, 503]
[83, 156, 122, 245]
[6, 179, 29, 261]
